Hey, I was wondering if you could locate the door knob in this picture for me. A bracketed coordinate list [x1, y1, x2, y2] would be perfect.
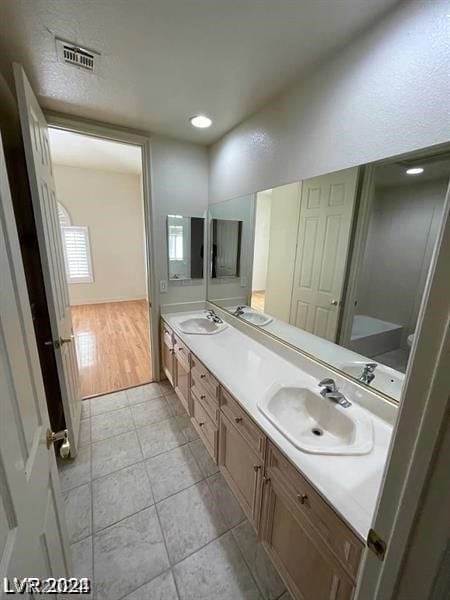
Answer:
[45, 336, 73, 349]
[330, 300, 338, 306]
[46, 428, 70, 458]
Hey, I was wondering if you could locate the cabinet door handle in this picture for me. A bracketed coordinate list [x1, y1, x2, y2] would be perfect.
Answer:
[253, 465, 262, 472]
[263, 476, 271, 484]
[200, 395, 206, 400]
[198, 421, 205, 427]
[200, 373, 206, 379]
[235, 417, 243, 424]
[297, 493, 308, 505]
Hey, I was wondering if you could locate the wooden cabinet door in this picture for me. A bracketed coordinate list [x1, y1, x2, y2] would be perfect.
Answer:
[261, 474, 355, 600]
[174, 352, 190, 414]
[160, 323, 174, 386]
[218, 412, 263, 530]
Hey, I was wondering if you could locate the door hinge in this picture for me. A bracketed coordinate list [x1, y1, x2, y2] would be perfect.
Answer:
[367, 528, 386, 561]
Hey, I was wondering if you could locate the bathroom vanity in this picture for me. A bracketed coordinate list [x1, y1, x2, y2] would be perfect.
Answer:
[160, 313, 394, 600]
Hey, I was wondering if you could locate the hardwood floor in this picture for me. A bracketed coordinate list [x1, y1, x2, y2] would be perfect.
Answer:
[71, 300, 152, 398]
[251, 290, 266, 312]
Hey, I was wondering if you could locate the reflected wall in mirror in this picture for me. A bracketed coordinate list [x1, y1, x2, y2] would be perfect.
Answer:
[167, 215, 204, 280]
[207, 148, 450, 402]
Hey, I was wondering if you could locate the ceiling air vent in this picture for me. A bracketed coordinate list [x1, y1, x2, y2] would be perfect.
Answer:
[55, 38, 99, 73]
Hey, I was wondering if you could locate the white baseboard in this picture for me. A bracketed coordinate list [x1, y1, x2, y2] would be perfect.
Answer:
[70, 296, 147, 306]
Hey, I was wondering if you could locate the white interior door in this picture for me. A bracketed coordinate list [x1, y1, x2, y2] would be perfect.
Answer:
[289, 167, 358, 341]
[14, 64, 81, 456]
[0, 132, 71, 585]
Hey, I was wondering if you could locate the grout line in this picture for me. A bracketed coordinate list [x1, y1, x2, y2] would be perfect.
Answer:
[115, 568, 178, 600]
[141, 451, 182, 600]
[89, 416, 95, 600]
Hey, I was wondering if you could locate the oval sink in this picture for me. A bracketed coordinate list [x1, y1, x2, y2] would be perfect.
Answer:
[258, 384, 373, 455]
[177, 317, 227, 335]
[241, 309, 273, 327]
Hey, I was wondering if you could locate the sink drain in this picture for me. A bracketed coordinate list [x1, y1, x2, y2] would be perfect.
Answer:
[312, 427, 323, 437]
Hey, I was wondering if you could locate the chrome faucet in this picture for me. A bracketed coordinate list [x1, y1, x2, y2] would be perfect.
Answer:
[318, 378, 352, 408]
[359, 363, 377, 385]
[206, 309, 223, 324]
[233, 305, 246, 317]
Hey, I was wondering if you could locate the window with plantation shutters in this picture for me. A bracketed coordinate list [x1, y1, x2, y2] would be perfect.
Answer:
[62, 225, 93, 283]
[61, 225, 94, 284]
[57, 201, 93, 284]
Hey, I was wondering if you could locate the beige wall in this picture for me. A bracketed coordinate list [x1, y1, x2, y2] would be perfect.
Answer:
[252, 191, 272, 292]
[54, 165, 147, 305]
[209, 1, 449, 204]
[264, 182, 301, 321]
[150, 136, 209, 312]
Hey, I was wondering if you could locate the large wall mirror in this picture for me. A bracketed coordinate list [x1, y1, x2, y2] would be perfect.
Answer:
[167, 215, 205, 280]
[207, 147, 450, 402]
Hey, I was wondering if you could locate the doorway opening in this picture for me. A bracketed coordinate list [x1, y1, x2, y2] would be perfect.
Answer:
[48, 128, 152, 398]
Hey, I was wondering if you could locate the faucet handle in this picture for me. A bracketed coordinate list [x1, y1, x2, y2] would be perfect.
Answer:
[365, 363, 378, 372]
[319, 378, 336, 389]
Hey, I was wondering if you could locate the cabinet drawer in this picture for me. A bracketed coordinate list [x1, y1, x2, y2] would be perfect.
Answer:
[173, 334, 190, 370]
[266, 442, 363, 580]
[191, 393, 218, 461]
[160, 321, 174, 348]
[220, 387, 265, 458]
[191, 354, 219, 401]
[191, 373, 219, 424]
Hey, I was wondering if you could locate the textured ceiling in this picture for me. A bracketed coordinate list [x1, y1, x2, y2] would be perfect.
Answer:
[49, 128, 142, 174]
[1, 0, 399, 144]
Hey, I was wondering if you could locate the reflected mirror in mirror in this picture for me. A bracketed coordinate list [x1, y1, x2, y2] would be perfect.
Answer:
[207, 148, 449, 402]
[167, 215, 204, 280]
[208, 194, 255, 306]
[211, 218, 243, 278]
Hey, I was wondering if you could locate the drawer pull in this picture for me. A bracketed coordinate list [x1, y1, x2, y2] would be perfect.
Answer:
[200, 373, 206, 379]
[253, 465, 262, 472]
[297, 493, 308, 505]
[235, 417, 243, 423]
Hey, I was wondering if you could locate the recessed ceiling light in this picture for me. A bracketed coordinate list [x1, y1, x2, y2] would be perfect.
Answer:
[190, 115, 212, 129]
[406, 167, 424, 175]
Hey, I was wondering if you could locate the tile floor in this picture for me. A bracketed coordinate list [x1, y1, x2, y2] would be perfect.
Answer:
[373, 348, 409, 373]
[59, 382, 291, 600]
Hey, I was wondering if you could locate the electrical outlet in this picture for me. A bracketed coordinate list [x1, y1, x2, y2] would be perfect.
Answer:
[159, 280, 168, 293]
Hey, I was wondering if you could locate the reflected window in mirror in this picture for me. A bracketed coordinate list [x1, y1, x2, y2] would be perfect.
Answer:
[167, 215, 204, 280]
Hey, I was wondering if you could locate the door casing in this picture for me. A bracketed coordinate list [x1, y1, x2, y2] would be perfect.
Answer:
[44, 111, 160, 383]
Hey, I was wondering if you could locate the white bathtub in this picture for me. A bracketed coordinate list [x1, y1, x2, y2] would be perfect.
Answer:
[349, 315, 403, 357]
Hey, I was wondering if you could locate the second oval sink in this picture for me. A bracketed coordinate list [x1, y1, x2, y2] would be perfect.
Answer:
[258, 384, 373, 455]
[177, 317, 227, 335]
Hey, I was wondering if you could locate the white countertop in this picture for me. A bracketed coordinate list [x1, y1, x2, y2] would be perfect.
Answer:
[227, 304, 404, 400]
[163, 311, 394, 541]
